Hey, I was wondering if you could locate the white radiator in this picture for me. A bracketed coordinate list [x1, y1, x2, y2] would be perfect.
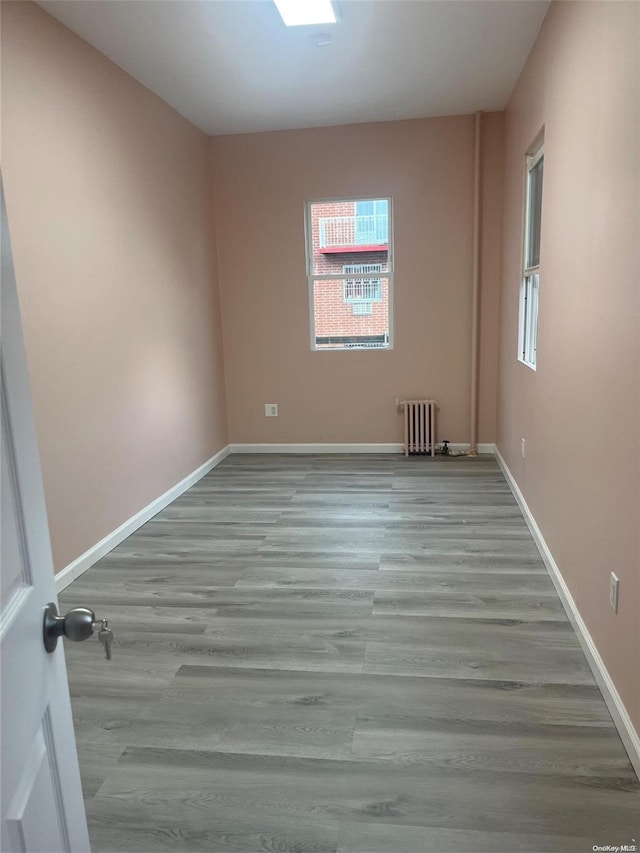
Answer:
[401, 400, 436, 457]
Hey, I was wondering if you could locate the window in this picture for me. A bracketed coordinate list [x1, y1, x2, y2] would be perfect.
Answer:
[306, 198, 393, 350]
[354, 200, 388, 245]
[351, 301, 373, 316]
[519, 139, 543, 368]
[343, 264, 383, 312]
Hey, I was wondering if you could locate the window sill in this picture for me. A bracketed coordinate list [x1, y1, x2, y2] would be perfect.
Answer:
[518, 356, 537, 371]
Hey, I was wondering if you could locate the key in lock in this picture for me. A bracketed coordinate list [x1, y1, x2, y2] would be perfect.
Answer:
[43, 603, 114, 661]
[97, 619, 114, 661]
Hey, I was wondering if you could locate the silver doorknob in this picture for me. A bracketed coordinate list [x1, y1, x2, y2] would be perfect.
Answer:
[43, 602, 96, 652]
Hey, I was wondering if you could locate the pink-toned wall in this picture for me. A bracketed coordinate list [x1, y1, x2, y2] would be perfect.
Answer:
[1, 1, 228, 572]
[212, 116, 501, 446]
[496, 1, 640, 728]
[478, 112, 503, 445]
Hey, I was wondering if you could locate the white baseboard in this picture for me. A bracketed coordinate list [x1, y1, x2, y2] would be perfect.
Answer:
[477, 443, 496, 455]
[432, 442, 495, 455]
[495, 445, 640, 780]
[55, 445, 231, 593]
[229, 442, 496, 455]
[229, 443, 404, 454]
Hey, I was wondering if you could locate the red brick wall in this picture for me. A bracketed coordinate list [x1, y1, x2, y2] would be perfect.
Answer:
[314, 278, 389, 340]
[309, 200, 389, 341]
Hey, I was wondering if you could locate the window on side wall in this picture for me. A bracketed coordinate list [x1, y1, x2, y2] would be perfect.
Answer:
[519, 139, 543, 369]
[305, 197, 393, 350]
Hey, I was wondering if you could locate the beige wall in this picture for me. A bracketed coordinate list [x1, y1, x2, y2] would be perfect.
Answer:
[212, 116, 501, 446]
[496, 1, 640, 727]
[1, 1, 228, 572]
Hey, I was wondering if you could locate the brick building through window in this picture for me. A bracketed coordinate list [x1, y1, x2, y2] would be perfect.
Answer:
[306, 198, 392, 350]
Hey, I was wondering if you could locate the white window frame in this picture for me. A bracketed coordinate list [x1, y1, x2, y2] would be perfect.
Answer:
[305, 196, 394, 352]
[518, 141, 543, 369]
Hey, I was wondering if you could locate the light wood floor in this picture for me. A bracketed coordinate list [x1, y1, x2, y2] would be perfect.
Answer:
[60, 454, 640, 852]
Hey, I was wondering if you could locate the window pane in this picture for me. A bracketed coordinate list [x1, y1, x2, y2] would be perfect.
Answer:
[310, 199, 390, 276]
[343, 264, 383, 302]
[355, 200, 374, 216]
[355, 200, 388, 245]
[526, 156, 543, 269]
[529, 272, 539, 363]
[312, 277, 390, 350]
[523, 277, 530, 359]
[352, 301, 373, 316]
[521, 272, 539, 366]
[344, 279, 382, 301]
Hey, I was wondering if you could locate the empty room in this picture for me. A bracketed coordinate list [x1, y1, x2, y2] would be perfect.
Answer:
[1, 1, 639, 851]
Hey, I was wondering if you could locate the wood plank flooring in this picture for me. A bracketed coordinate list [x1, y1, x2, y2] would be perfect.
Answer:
[60, 454, 640, 852]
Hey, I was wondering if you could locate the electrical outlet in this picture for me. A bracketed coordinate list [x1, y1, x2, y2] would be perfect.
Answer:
[609, 572, 619, 614]
[264, 403, 278, 417]
[521, 438, 526, 459]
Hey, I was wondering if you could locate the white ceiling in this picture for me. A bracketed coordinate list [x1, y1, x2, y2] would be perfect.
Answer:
[37, 0, 550, 136]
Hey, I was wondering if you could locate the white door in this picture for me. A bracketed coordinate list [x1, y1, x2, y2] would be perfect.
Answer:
[1, 182, 91, 852]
